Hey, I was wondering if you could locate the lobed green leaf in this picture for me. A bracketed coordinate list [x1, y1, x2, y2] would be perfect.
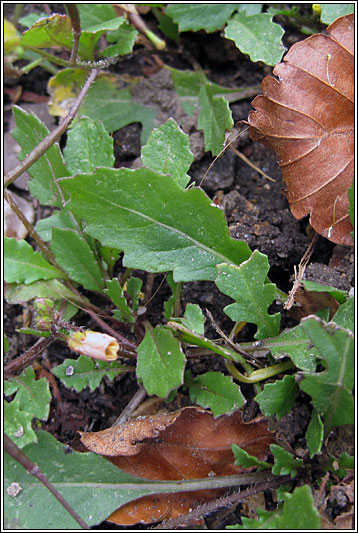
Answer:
[270, 444, 303, 478]
[232, 444, 270, 470]
[4, 367, 51, 448]
[228, 485, 320, 529]
[52, 356, 128, 392]
[215, 251, 280, 339]
[299, 317, 354, 433]
[255, 375, 299, 420]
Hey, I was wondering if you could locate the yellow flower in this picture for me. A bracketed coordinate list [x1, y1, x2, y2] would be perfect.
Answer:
[67, 331, 119, 361]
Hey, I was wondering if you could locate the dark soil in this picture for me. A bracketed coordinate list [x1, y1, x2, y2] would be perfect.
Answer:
[4, 4, 354, 530]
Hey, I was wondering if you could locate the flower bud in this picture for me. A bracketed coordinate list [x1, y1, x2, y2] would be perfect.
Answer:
[33, 298, 55, 330]
[67, 331, 119, 361]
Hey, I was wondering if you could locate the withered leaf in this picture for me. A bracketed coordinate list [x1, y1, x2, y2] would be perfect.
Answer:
[248, 14, 354, 245]
[80, 406, 275, 525]
[79, 409, 181, 456]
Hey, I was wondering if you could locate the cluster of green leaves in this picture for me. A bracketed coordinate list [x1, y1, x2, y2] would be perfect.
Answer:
[4, 4, 354, 530]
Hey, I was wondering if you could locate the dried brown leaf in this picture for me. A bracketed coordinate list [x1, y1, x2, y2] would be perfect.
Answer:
[80, 407, 275, 525]
[248, 14, 354, 245]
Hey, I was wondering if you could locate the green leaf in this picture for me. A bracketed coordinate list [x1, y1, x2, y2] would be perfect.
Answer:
[21, 10, 126, 60]
[35, 209, 77, 241]
[4, 367, 51, 448]
[165, 4, 238, 32]
[262, 324, 318, 372]
[76, 4, 117, 28]
[299, 317, 354, 433]
[157, 11, 179, 41]
[331, 296, 354, 331]
[21, 14, 73, 50]
[77, 75, 156, 143]
[215, 251, 280, 339]
[163, 272, 180, 321]
[137, 326, 186, 398]
[301, 280, 347, 304]
[5, 430, 207, 529]
[305, 409, 324, 458]
[48, 69, 156, 144]
[19, 12, 46, 28]
[4, 400, 38, 449]
[238, 4, 263, 16]
[320, 4, 355, 24]
[104, 278, 135, 323]
[185, 371, 244, 416]
[255, 375, 299, 420]
[11, 105, 70, 206]
[142, 118, 194, 188]
[232, 444, 270, 470]
[63, 116, 115, 174]
[60, 167, 251, 282]
[181, 303, 206, 335]
[225, 13, 285, 66]
[125, 276, 143, 312]
[4, 237, 65, 284]
[52, 356, 128, 392]
[228, 485, 320, 529]
[270, 444, 303, 478]
[168, 66, 255, 152]
[325, 452, 354, 478]
[198, 85, 234, 155]
[4, 279, 88, 307]
[50, 228, 104, 291]
[101, 22, 138, 57]
[77, 18, 127, 60]
[169, 66, 245, 115]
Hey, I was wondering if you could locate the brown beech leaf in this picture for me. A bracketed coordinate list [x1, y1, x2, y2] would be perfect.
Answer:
[248, 14, 354, 245]
[80, 407, 274, 525]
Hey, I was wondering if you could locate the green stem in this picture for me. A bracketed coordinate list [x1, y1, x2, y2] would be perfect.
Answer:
[20, 57, 44, 73]
[120, 268, 133, 287]
[226, 359, 295, 384]
[23, 45, 74, 68]
[167, 322, 254, 374]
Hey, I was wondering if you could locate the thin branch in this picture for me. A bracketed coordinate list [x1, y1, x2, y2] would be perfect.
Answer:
[4, 434, 90, 529]
[284, 233, 319, 310]
[64, 4, 81, 66]
[4, 337, 54, 378]
[154, 474, 293, 529]
[230, 145, 276, 182]
[4, 189, 64, 269]
[4, 68, 99, 188]
[112, 385, 147, 426]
